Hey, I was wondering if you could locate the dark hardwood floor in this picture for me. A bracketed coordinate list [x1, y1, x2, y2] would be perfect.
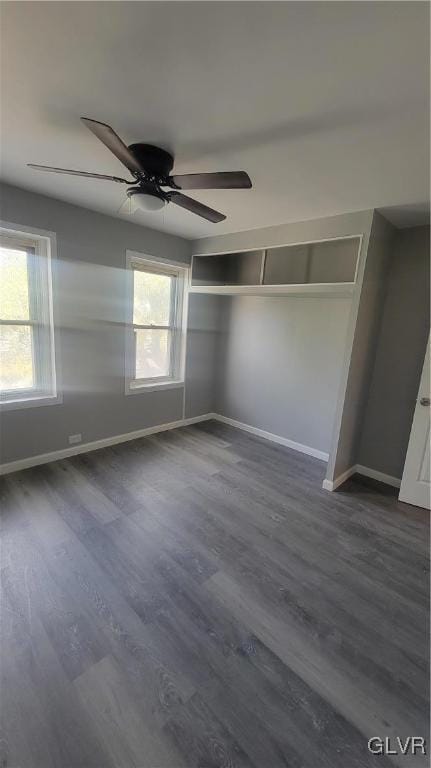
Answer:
[1, 420, 429, 768]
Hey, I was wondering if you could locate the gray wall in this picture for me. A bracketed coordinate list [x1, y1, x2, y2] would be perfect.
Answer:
[216, 295, 352, 454]
[357, 225, 430, 478]
[328, 211, 394, 480]
[0, 183, 199, 464]
[184, 293, 222, 418]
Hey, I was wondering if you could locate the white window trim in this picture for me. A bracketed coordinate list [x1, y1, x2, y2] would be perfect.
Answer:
[125, 251, 189, 395]
[0, 221, 62, 411]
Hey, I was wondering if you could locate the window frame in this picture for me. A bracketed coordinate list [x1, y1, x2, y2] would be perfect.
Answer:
[0, 222, 62, 410]
[125, 251, 189, 394]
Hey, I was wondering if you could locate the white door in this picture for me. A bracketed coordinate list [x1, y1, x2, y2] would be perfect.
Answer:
[399, 333, 431, 509]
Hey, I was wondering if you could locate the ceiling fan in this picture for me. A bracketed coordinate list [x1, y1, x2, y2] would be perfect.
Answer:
[28, 117, 252, 223]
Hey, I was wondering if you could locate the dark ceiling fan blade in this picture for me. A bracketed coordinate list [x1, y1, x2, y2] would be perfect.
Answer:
[27, 164, 132, 183]
[81, 117, 142, 175]
[169, 171, 252, 190]
[168, 191, 225, 222]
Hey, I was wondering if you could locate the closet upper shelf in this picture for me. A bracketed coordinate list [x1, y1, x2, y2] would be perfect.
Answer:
[190, 235, 361, 296]
[189, 283, 355, 297]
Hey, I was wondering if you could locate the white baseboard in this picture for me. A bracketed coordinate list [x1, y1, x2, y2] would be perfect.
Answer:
[0, 410, 329, 476]
[0, 413, 216, 476]
[322, 465, 356, 491]
[323, 463, 401, 492]
[355, 464, 401, 488]
[0, 409, 401, 491]
[184, 413, 217, 426]
[213, 414, 329, 461]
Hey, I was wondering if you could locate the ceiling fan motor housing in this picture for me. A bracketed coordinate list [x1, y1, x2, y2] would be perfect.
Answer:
[128, 143, 174, 179]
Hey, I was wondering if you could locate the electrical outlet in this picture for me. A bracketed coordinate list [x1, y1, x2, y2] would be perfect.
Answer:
[68, 433, 82, 445]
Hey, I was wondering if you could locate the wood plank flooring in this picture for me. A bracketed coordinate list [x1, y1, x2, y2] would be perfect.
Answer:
[1, 420, 429, 768]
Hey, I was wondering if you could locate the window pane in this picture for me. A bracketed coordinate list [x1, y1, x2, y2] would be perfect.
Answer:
[135, 328, 171, 380]
[0, 324, 34, 391]
[133, 270, 173, 326]
[0, 247, 30, 321]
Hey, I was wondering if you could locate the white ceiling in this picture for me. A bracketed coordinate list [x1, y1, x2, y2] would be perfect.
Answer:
[1, 2, 429, 240]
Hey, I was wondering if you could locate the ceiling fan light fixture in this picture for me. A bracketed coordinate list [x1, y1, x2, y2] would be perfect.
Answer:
[128, 189, 166, 212]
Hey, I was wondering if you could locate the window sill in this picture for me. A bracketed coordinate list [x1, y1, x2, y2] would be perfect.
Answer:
[126, 380, 185, 395]
[0, 393, 63, 412]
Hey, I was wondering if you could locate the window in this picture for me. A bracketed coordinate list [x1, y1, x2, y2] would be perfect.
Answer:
[0, 226, 59, 408]
[125, 253, 188, 392]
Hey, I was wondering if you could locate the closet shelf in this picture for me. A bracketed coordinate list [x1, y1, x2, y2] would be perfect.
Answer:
[191, 236, 361, 296]
[189, 283, 355, 297]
